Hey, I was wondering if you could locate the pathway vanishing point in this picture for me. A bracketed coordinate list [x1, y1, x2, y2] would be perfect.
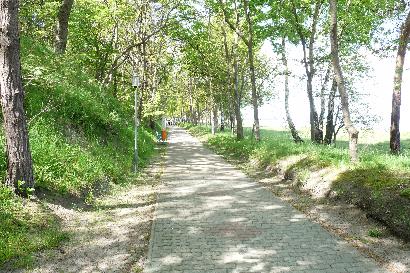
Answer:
[144, 127, 386, 273]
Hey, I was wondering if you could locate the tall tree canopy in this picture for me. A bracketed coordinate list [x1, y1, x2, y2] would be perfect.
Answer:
[3, 0, 410, 195]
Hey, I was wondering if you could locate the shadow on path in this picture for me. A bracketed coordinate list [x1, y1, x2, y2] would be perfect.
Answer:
[144, 127, 386, 273]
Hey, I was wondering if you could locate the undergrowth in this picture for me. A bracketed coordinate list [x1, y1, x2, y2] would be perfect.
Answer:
[0, 37, 157, 268]
[0, 186, 67, 268]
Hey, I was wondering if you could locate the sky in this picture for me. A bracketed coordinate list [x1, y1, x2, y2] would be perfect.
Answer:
[242, 40, 410, 134]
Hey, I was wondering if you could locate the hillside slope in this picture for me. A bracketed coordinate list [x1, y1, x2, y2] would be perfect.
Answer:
[0, 37, 157, 268]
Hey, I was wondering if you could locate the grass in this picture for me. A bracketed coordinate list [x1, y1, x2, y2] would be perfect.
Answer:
[182, 123, 410, 240]
[0, 37, 158, 268]
[17, 36, 157, 195]
[368, 228, 383, 238]
[0, 186, 68, 268]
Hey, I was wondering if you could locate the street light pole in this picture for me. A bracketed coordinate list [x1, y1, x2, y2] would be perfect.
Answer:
[132, 73, 140, 173]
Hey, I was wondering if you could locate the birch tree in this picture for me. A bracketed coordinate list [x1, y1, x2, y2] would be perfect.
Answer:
[329, 0, 359, 162]
[281, 38, 303, 143]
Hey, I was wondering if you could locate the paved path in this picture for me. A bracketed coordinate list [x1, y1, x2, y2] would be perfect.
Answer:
[144, 128, 386, 273]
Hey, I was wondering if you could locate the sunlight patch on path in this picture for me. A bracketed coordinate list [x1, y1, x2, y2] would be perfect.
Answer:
[144, 127, 387, 273]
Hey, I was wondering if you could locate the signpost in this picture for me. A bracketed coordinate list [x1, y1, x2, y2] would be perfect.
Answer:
[132, 73, 140, 173]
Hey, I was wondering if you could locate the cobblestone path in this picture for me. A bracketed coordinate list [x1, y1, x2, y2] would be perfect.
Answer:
[144, 127, 386, 273]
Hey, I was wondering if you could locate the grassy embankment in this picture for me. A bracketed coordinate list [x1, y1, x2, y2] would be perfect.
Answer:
[183, 124, 410, 241]
[0, 37, 158, 268]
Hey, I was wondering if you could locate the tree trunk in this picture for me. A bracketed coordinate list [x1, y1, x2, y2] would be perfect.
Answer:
[220, 0, 244, 140]
[196, 101, 201, 125]
[330, 0, 359, 162]
[229, 113, 235, 135]
[244, 0, 260, 141]
[210, 80, 218, 134]
[291, 0, 322, 143]
[390, 10, 410, 154]
[307, 3, 322, 144]
[0, 0, 34, 194]
[233, 32, 244, 140]
[220, 109, 225, 131]
[221, 25, 234, 135]
[319, 67, 331, 130]
[188, 79, 194, 123]
[282, 38, 303, 143]
[55, 0, 74, 54]
[324, 79, 337, 145]
[307, 75, 322, 143]
[212, 104, 218, 135]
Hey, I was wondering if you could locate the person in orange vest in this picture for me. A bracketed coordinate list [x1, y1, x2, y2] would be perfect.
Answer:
[161, 128, 167, 141]
[160, 117, 167, 142]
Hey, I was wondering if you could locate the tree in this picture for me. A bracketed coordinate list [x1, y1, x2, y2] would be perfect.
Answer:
[281, 38, 303, 143]
[390, 10, 410, 154]
[243, 0, 260, 141]
[219, 0, 261, 141]
[329, 0, 359, 162]
[0, 0, 34, 193]
[290, 0, 324, 144]
[324, 79, 337, 145]
[221, 10, 244, 139]
[55, 0, 75, 54]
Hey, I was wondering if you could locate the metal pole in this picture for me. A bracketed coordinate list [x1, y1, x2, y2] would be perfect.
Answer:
[134, 87, 138, 173]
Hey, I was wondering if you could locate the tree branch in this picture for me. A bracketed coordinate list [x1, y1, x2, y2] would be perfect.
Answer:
[218, 0, 250, 46]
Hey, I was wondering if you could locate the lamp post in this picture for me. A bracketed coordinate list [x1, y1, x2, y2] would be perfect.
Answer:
[132, 73, 140, 173]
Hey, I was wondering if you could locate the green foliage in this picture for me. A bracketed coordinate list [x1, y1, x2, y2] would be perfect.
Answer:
[401, 188, 410, 199]
[20, 0, 59, 44]
[8, 0, 410, 264]
[0, 35, 158, 267]
[368, 228, 383, 238]
[9, 36, 157, 195]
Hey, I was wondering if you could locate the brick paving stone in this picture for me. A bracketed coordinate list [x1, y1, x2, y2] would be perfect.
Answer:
[144, 128, 387, 273]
